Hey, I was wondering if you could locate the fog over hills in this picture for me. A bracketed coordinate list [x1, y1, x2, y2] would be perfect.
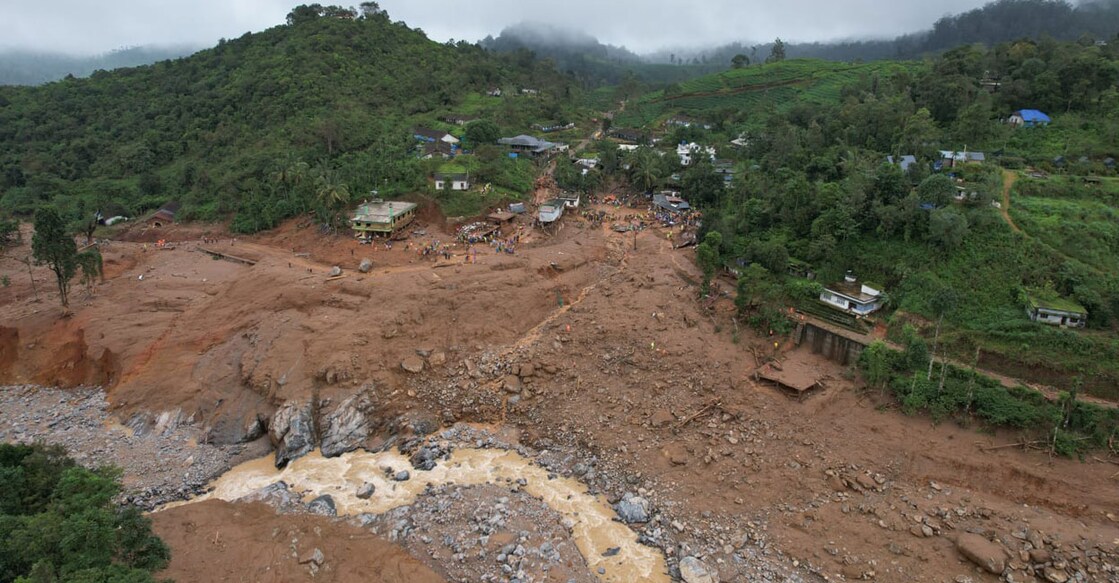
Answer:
[0, 45, 198, 86]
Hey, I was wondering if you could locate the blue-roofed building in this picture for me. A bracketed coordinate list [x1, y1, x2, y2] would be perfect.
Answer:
[1009, 109, 1051, 127]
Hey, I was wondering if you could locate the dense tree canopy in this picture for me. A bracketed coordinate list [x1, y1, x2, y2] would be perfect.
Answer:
[0, 5, 578, 233]
[0, 443, 170, 583]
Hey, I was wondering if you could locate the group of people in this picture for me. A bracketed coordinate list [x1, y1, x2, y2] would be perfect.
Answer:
[580, 209, 616, 225]
[493, 234, 519, 255]
[652, 208, 702, 229]
[418, 239, 453, 260]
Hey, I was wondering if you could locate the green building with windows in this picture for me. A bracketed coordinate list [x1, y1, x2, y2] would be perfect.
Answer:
[350, 199, 418, 238]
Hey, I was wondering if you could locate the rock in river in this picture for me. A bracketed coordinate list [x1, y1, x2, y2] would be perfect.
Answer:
[320, 391, 375, 458]
[307, 494, 337, 516]
[269, 401, 316, 468]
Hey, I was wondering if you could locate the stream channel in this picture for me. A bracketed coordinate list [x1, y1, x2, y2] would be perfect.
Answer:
[162, 446, 670, 582]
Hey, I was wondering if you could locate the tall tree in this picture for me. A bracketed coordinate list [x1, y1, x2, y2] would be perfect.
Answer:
[696, 231, 722, 296]
[731, 54, 749, 69]
[926, 282, 959, 382]
[31, 207, 78, 310]
[628, 148, 665, 193]
[465, 120, 500, 148]
[767, 38, 786, 63]
[927, 207, 969, 249]
[314, 167, 352, 227]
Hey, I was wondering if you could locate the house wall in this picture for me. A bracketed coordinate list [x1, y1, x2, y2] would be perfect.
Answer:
[351, 209, 415, 236]
[1029, 308, 1086, 327]
[797, 323, 865, 365]
[820, 291, 881, 315]
[820, 292, 849, 311]
[435, 180, 469, 191]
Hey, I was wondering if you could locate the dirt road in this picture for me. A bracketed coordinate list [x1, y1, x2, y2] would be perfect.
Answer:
[1000, 169, 1022, 232]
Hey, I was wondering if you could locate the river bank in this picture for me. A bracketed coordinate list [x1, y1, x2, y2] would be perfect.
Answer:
[0, 384, 264, 508]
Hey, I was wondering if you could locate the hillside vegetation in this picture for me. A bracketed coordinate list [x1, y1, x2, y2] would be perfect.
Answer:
[0, 4, 579, 232]
[0, 443, 170, 583]
[579, 39, 1119, 398]
[614, 59, 922, 129]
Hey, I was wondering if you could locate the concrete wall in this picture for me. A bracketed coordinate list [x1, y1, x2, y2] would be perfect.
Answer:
[796, 323, 865, 366]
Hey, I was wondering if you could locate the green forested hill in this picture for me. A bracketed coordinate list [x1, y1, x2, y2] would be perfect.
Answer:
[613, 59, 924, 129]
[571, 40, 1119, 397]
[0, 5, 577, 231]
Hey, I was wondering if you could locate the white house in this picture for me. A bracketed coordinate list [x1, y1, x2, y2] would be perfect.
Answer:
[676, 142, 716, 166]
[819, 273, 884, 316]
[575, 157, 600, 169]
[1026, 292, 1087, 328]
[434, 173, 470, 191]
[414, 127, 460, 146]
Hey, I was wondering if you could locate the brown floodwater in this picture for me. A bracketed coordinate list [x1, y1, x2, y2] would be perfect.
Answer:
[161, 448, 669, 582]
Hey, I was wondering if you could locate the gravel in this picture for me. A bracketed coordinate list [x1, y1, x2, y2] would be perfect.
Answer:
[0, 385, 261, 509]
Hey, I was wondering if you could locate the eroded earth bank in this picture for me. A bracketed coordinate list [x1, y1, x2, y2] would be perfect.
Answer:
[2, 212, 1117, 583]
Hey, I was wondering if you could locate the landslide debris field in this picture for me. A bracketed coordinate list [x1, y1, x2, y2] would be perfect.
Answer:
[2, 208, 1118, 583]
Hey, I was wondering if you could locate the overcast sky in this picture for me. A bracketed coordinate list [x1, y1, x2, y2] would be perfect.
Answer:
[1, 0, 996, 55]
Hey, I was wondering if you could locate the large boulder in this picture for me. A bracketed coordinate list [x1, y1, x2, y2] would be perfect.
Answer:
[401, 356, 425, 374]
[358, 258, 373, 273]
[356, 482, 376, 499]
[269, 401, 316, 468]
[678, 556, 716, 583]
[235, 481, 303, 512]
[307, 494, 337, 516]
[613, 493, 649, 524]
[956, 533, 1007, 575]
[320, 392, 375, 458]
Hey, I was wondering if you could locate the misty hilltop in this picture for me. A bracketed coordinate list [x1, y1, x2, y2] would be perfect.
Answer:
[0, 45, 198, 86]
[484, 0, 1119, 81]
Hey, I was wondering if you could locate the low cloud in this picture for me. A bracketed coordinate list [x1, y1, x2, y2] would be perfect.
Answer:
[1, 0, 992, 55]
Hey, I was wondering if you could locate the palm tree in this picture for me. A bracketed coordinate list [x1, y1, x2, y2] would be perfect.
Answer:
[628, 147, 664, 193]
[272, 154, 310, 211]
[314, 166, 352, 228]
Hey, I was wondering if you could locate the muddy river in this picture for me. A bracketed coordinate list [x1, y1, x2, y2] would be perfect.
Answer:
[164, 447, 669, 582]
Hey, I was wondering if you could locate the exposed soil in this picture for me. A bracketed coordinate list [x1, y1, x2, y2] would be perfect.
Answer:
[3, 203, 1118, 582]
[153, 499, 444, 583]
[1000, 169, 1022, 233]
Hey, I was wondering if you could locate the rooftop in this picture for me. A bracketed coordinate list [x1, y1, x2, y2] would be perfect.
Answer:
[352, 200, 418, 223]
[825, 280, 880, 304]
[939, 150, 986, 162]
[1015, 109, 1051, 123]
[414, 127, 450, 140]
[887, 155, 917, 172]
[498, 135, 555, 149]
[1026, 290, 1086, 314]
[652, 193, 690, 212]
